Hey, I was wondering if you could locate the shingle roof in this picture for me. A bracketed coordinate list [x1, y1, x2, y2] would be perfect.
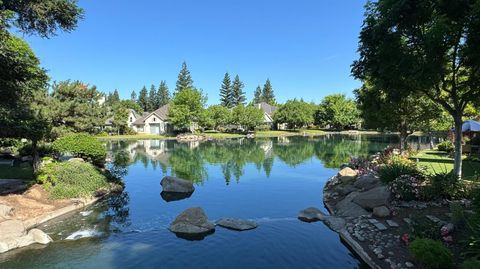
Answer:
[132, 112, 151, 125]
[131, 104, 170, 125]
[128, 109, 141, 119]
[255, 102, 277, 116]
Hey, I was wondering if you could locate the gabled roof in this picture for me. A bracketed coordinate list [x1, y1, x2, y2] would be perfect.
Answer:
[128, 109, 141, 119]
[132, 104, 170, 125]
[255, 102, 277, 116]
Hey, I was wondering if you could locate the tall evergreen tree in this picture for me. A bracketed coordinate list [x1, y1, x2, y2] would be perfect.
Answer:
[111, 89, 120, 104]
[157, 80, 170, 106]
[138, 86, 149, 112]
[231, 75, 246, 107]
[219, 72, 233, 108]
[148, 84, 157, 111]
[175, 61, 194, 94]
[253, 86, 262, 104]
[130, 90, 137, 102]
[262, 79, 275, 105]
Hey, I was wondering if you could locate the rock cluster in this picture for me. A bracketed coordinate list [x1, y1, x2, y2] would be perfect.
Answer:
[0, 219, 52, 253]
[176, 134, 207, 142]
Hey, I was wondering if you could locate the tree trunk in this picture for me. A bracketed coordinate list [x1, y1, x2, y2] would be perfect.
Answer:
[453, 116, 463, 179]
[399, 120, 408, 153]
[32, 140, 40, 173]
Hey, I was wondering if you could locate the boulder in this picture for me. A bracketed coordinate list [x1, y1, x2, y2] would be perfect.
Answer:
[324, 217, 346, 232]
[0, 220, 25, 239]
[335, 192, 369, 217]
[0, 221, 51, 253]
[68, 158, 85, 163]
[27, 229, 52, 245]
[337, 167, 357, 183]
[353, 174, 379, 190]
[169, 207, 215, 240]
[216, 218, 258, 231]
[20, 156, 33, 162]
[353, 186, 391, 210]
[298, 207, 326, 222]
[0, 204, 14, 220]
[160, 176, 195, 193]
[160, 191, 193, 202]
[336, 185, 358, 196]
[373, 206, 390, 218]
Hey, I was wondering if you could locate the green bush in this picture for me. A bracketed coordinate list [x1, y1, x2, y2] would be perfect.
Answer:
[37, 161, 110, 199]
[18, 143, 53, 157]
[378, 157, 421, 184]
[52, 134, 106, 166]
[409, 239, 454, 269]
[422, 171, 465, 200]
[461, 259, 480, 269]
[437, 140, 454, 153]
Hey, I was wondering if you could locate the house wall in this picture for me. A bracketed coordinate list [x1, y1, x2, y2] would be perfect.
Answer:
[141, 114, 167, 134]
[127, 111, 137, 128]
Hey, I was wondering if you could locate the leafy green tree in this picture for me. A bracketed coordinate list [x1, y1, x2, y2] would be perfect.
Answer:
[138, 86, 148, 111]
[130, 90, 137, 102]
[48, 80, 107, 136]
[352, 0, 480, 177]
[262, 79, 276, 105]
[253, 86, 262, 104]
[316, 94, 359, 130]
[148, 84, 158, 111]
[273, 99, 315, 129]
[219, 72, 233, 108]
[111, 100, 143, 134]
[157, 80, 170, 106]
[168, 88, 206, 131]
[109, 89, 120, 105]
[231, 105, 264, 131]
[231, 75, 246, 107]
[203, 105, 231, 130]
[175, 61, 194, 94]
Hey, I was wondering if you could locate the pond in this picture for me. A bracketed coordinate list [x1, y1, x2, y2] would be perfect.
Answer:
[0, 134, 433, 269]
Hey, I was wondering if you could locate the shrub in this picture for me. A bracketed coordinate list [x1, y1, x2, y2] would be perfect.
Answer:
[422, 171, 465, 200]
[409, 238, 454, 269]
[378, 156, 421, 184]
[437, 140, 454, 153]
[389, 174, 423, 201]
[461, 259, 480, 269]
[37, 161, 110, 199]
[408, 215, 442, 240]
[52, 134, 106, 166]
[18, 143, 53, 157]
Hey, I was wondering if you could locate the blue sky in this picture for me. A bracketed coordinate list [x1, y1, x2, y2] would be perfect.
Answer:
[20, 0, 366, 105]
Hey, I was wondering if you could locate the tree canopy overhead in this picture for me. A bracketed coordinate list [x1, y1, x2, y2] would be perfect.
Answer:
[352, 0, 480, 177]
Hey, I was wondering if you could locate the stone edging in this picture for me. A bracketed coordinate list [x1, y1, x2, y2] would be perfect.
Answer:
[323, 177, 381, 269]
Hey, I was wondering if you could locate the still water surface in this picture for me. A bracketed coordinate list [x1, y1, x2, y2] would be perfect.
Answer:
[0, 135, 431, 269]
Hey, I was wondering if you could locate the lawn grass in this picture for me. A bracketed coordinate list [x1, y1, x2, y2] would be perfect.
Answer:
[0, 164, 34, 180]
[412, 149, 480, 181]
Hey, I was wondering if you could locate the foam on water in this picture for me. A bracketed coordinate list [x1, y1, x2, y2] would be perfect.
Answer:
[65, 229, 101, 240]
[79, 210, 93, 217]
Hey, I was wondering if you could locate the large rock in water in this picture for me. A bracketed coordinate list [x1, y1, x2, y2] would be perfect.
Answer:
[337, 167, 357, 183]
[0, 220, 52, 253]
[160, 176, 195, 193]
[169, 207, 215, 240]
[216, 218, 258, 231]
[353, 186, 391, 210]
[298, 207, 326, 222]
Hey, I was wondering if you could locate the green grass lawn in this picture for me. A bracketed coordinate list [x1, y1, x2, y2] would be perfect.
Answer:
[412, 150, 480, 181]
[0, 164, 34, 180]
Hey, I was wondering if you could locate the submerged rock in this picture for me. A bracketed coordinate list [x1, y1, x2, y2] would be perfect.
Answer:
[298, 207, 326, 222]
[169, 207, 215, 240]
[160, 176, 195, 193]
[216, 218, 258, 231]
[160, 191, 193, 202]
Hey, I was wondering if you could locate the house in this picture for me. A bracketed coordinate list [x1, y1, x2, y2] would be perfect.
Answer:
[255, 102, 277, 125]
[131, 104, 173, 134]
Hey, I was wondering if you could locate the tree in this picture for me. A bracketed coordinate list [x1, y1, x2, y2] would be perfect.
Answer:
[111, 100, 143, 134]
[148, 84, 157, 111]
[48, 80, 107, 137]
[168, 88, 206, 131]
[203, 105, 231, 130]
[138, 86, 148, 112]
[157, 80, 170, 106]
[231, 75, 246, 107]
[109, 89, 120, 105]
[175, 61, 194, 94]
[352, 0, 480, 178]
[262, 79, 275, 105]
[219, 72, 233, 108]
[316, 94, 359, 130]
[273, 99, 315, 129]
[130, 90, 137, 102]
[231, 105, 264, 131]
[253, 86, 262, 104]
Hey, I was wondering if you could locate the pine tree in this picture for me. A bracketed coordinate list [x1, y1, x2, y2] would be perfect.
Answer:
[148, 84, 158, 111]
[219, 72, 233, 107]
[175, 61, 194, 93]
[231, 75, 246, 107]
[111, 89, 120, 104]
[138, 86, 149, 112]
[131, 90, 137, 102]
[158, 80, 170, 106]
[262, 79, 275, 105]
[253, 85, 262, 104]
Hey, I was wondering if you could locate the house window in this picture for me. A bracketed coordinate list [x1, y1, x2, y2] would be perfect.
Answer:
[153, 117, 156, 122]
[130, 117, 133, 122]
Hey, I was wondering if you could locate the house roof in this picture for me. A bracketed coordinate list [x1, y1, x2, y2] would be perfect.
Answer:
[255, 102, 277, 116]
[128, 109, 141, 119]
[132, 104, 170, 125]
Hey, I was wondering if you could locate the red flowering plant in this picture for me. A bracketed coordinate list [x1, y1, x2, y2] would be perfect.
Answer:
[349, 157, 379, 176]
[388, 174, 425, 201]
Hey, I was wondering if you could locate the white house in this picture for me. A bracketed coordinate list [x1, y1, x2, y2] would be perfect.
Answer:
[131, 104, 172, 134]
